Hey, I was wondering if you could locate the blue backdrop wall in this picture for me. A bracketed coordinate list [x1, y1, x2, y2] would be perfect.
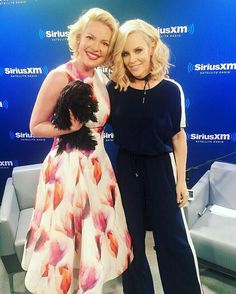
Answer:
[1, 0, 236, 201]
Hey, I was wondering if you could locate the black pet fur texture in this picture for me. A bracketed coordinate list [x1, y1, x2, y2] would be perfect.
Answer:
[52, 80, 98, 155]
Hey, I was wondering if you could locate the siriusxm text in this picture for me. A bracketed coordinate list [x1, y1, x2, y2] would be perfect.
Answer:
[15, 132, 34, 138]
[45, 30, 68, 38]
[0, 161, 14, 167]
[191, 134, 230, 140]
[5, 67, 43, 74]
[158, 26, 188, 34]
[195, 63, 236, 71]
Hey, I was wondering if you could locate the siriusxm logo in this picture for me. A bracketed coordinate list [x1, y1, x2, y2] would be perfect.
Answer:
[157, 24, 194, 37]
[9, 131, 34, 140]
[0, 160, 19, 168]
[39, 29, 69, 41]
[187, 132, 236, 143]
[104, 132, 114, 141]
[187, 62, 236, 74]
[0, 66, 48, 78]
[9, 131, 46, 141]
[0, 99, 8, 109]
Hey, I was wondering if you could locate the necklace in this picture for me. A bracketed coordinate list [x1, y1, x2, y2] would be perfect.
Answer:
[142, 78, 150, 104]
[133, 73, 151, 81]
[128, 72, 151, 103]
[134, 74, 150, 104]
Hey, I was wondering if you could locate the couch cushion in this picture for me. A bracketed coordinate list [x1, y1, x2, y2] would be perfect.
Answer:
[15, 208, 34, 262]
[12, 164, 41, 210]
[190, 209, 236, 272]
[209, 161, 236, 209]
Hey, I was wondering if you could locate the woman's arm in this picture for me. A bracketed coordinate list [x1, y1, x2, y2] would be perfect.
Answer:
[30, 70, 81, 138]
[172, 128, 189, 207]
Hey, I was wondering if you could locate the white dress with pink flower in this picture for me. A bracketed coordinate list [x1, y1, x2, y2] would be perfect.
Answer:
[21, 61, 133, 294]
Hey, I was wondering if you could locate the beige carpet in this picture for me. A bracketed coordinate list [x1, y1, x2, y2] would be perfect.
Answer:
[1, 232, 236, 293]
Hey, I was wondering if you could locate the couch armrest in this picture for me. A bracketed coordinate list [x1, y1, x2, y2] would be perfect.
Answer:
[184, 171, 210, 228]
[0, 178, 20, 256]
[13, 163, 42, 210]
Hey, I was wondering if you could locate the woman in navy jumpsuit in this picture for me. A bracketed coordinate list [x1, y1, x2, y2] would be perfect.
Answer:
[107, 19, 203, 294]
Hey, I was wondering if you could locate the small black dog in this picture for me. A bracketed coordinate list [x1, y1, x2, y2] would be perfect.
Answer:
[52, 80, 98, 155]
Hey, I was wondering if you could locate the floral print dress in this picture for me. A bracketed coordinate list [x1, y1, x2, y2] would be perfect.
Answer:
[21, 61, 133, 294]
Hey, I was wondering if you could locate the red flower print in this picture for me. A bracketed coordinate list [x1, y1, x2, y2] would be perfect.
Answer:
[91, 158, 102, 185]
[107, 184, 116, 207]
[53, 179, 63, 210]
[44, 156, 59, 184]
[25, 226, 36, 249]
[43, 190, 51, 212]
[107, 231, 119, 258]
[80, 266, 99, 292]
[122, 252, 133, 274]
[93, 211, 108, 232]
[95, 235, 101, 260]
[49, 241, 66, 266]
[35, 229, 49, 251]
[74, 212, 82, 234]
[33, 208, 43, 227]
[75, 191, 88, 210]
[75, 232, 81, 254]
[64, 213, 75, 238]
[82, 197, 90, 219]
[127, 252, 133, 266]
[125, 231, 132, 248]
[59, 265, 72, 294]
[41, 261, 49, 277]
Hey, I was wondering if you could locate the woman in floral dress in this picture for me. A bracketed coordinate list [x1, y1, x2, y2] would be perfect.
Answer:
[21, 8, 133, 294]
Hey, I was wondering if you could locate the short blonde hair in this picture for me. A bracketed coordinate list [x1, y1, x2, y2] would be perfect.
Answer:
[68, 8, 119, 63]
[111, 19, 170, 91]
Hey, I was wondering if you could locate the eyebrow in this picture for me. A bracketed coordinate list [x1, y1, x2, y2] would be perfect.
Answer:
[122, 46, 143, 53]
[86, 33, 110, 43]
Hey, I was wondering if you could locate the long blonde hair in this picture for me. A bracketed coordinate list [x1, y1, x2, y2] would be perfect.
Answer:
[68, 8, 119, 64]
[111, 19, 169, 91]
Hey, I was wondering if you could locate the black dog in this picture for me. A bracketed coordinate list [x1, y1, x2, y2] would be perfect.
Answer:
[52, 80, 98, 155]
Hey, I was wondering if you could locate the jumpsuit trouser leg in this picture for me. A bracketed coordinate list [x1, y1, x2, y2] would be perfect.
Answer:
[116, 149, 203, 294]
[116, 150, 155, 294]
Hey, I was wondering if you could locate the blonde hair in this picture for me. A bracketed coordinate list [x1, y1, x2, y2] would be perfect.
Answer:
[111, 19, 170, 91]
[68, 8, 118, 63]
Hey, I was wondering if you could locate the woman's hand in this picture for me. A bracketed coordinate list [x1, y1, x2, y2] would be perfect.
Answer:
[176, 181, 189, 207]
[172, 128, 188, 208]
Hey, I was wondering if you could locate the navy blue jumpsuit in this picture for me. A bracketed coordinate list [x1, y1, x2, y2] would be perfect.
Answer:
[107, 79, 203, 294]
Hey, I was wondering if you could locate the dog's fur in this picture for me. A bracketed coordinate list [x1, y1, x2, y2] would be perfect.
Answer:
[52, 80, 98, 155]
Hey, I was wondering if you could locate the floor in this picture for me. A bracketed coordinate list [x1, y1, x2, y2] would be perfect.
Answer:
[1, 232, 236, 293]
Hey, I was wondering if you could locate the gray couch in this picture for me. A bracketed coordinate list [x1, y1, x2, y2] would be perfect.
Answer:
[0, 163, 41, 280]
[184, 161, 236, 276]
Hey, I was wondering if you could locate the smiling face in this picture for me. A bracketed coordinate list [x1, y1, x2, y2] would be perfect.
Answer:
[77, 21, 112, 73]
[122, 31, 153, 80]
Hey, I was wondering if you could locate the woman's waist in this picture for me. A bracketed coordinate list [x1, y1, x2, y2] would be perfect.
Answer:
[51, 126, 104, 149]
[119, 147, 169, 157]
